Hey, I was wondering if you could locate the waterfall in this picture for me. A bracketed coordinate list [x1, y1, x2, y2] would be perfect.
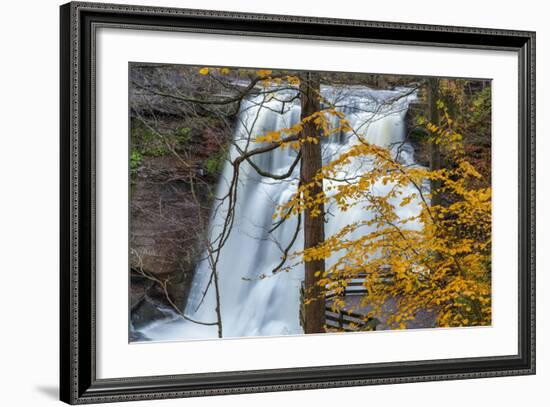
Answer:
[139, 85, 422, 341]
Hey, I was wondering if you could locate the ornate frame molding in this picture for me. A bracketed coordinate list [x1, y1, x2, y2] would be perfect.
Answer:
[60, 2, 535, 404]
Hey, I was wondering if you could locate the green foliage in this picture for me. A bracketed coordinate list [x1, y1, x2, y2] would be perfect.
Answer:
[130, 150, 143, 175]
[204, 149, 226, 176]
[468, 86, 491, 132]
[172, 127, 192, 144]
[408, 116, 430, 143]
[131, 119, 194, 160]
[131, 120, 162, 155]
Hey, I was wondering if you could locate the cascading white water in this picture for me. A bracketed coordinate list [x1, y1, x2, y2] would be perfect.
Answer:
[139, 85, 422, 341]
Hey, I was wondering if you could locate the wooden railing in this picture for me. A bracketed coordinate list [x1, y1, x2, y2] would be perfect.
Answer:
[324, 273, 369, 299]
[300, 274, 380, 332]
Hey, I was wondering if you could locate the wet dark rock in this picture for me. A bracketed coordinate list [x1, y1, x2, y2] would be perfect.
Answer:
[131, 293, 175, 330]
[129, 328, 150, 342]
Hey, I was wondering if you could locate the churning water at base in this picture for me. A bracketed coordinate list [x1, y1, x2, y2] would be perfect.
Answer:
[138, 85, 422, 341]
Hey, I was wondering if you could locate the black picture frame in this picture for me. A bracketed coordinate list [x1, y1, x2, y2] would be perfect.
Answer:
[60, 1, 536, 404]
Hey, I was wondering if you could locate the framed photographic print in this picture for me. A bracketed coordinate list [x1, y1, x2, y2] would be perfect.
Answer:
[60, 1, 536, 404]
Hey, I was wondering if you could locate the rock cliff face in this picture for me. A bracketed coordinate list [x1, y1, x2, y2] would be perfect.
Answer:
[130, 155, 197, 311]
[128, 64, 237, 337]
[405, 101, 431, 167]
[129, 117, 230, 333]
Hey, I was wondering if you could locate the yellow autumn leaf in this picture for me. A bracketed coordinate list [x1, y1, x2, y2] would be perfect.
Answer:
[256, 69, 272, 77]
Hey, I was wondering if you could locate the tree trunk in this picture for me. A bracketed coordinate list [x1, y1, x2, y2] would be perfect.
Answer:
[300, 72, 326, 334]
[429, 78, 442, 206]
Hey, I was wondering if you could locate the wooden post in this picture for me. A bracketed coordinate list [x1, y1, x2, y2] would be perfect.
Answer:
[300, 72, 326, 334]
[429, 78, 442, 206]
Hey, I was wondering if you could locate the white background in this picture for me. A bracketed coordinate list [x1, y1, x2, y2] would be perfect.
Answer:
[0, 0, 546, 406]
